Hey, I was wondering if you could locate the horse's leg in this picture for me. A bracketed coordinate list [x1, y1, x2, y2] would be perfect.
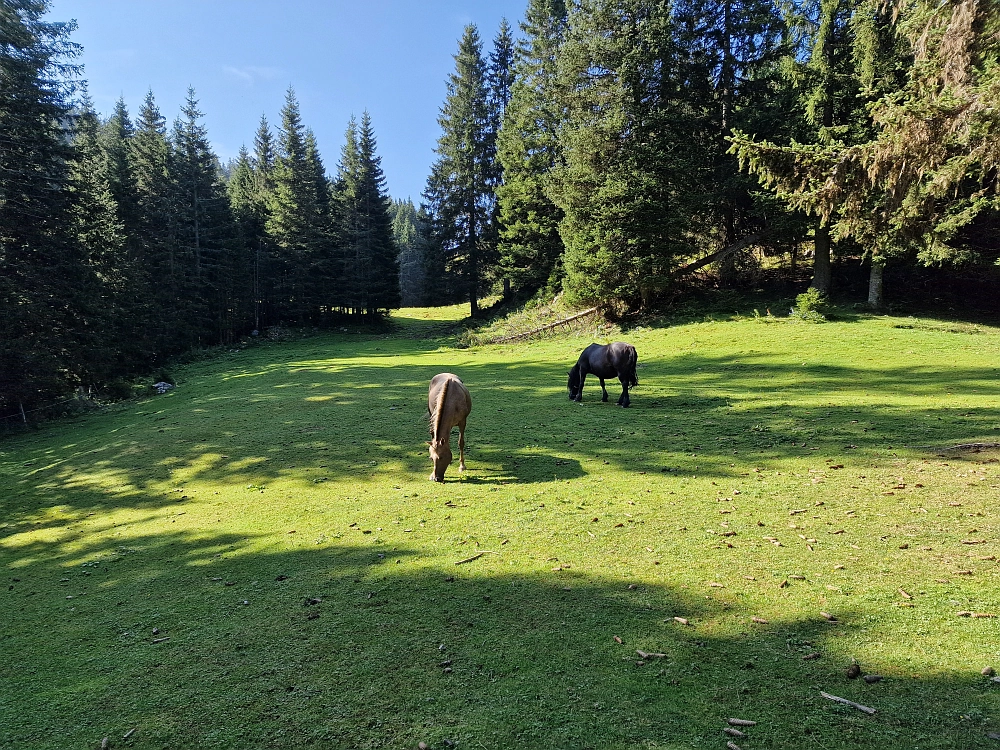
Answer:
[599, 378, 608, 402]
[619, 377, 630, 407]
[457, 420, 467, 471]
[575, 372, 586, 402]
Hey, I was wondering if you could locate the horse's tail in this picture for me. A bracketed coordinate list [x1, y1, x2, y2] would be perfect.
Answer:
[626, 346, 639, 388]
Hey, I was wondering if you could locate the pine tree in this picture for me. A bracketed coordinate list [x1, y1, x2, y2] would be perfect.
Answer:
[488, 19, 516, 130]
[250, 114, 277, 327]
[100, 97, 141, 252]
[550, 0, 702, 308]
[303, 127, 339, 320]
[0, 1, 84, 413]
[333, 117, 363, 312]
[267, 88, 328, 324]
[495, 0, 568, 298]
[67, 94, 131, 385]
[170, 87, 244, 344]
[392, 199, 429, 307]
[130, 89, 175, 354]
[227, 146, 266, 330]
[337, 113, 399, 315]
[731, 0, 1000, 307]
[423, 25, 494, 314]
[670, 0, 796, 284]
[356, 113, 399, 313]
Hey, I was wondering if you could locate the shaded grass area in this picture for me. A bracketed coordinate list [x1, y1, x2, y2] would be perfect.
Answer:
[2, 308, 1000, 748]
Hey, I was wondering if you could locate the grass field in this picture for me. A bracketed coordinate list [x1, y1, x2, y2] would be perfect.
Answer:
[2, 304, 1000, 749]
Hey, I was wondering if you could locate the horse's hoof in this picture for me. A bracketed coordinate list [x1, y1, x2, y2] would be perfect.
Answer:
[430, 473, 442, 482]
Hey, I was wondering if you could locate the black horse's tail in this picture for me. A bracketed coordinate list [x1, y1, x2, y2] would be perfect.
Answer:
[626, 346, 639, 388]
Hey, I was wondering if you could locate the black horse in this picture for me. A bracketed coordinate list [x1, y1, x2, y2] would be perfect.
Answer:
[567, 342, 638, 407]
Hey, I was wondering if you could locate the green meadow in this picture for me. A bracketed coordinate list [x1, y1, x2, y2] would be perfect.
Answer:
[2, 305, 1000, 749]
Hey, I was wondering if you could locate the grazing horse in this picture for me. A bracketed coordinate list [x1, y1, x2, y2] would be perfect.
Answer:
[427, 373, 472, 482]
[567, 342, 638, 407]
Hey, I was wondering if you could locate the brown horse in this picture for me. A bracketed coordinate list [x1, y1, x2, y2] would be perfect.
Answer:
[427, 373, 472, 482]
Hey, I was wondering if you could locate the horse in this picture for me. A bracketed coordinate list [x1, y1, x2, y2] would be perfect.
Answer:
[427, 373, 472, 482]
[567, 342, 638, 407]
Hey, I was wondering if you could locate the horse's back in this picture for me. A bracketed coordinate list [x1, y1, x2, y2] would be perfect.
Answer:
[429, 373, 471, 424]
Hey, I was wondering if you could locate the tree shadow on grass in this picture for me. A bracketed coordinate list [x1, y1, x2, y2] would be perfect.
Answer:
[1, 528, 996, 749]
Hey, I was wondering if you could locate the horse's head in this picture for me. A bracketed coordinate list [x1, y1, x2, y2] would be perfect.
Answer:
[428, 438, 452, 482]
[567, 366, 581, 400]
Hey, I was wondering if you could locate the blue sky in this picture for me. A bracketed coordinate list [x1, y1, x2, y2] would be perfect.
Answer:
[46, 1, 527, 202]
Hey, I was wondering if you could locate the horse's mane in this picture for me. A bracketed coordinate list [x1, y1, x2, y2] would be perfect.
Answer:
[431, 377, 450, 441]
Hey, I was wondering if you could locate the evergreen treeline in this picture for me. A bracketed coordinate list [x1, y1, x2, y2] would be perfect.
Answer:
[1, 2, 398, 418]
[4, 0, 998, 418]
[421, 0, 998, 312]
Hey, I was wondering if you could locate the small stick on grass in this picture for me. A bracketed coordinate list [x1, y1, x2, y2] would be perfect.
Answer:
[727, 718, 756, 726]
[454, 551, 498, 565]
[820, 691, 876, 714]
[636, 649, 667, 659]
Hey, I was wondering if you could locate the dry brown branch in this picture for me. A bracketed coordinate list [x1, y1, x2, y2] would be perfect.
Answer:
[454, 551, 498, 564]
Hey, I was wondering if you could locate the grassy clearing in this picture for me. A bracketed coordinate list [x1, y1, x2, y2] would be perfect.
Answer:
[2, 305, 1000, 749]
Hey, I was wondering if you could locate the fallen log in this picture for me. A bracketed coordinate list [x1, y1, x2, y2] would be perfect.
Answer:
[489, 307, 600, 344]
[672, 233, 764, 279]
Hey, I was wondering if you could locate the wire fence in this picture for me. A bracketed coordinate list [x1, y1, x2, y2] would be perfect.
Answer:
[0, 395, 87, 428]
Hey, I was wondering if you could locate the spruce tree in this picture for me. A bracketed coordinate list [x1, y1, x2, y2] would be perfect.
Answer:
[670, 0, 795, 285]
[337, 113, 399, 315]
[495, 0, 568, 298]
[131, 90, 175, 354]
[0, 1, 84, 412]
[392, 199, 429, 307]
[68, 94, 131, 385]
[423, 24, 494, 314]
[550, 0, 701, 308]
[250, 114, 277, 326]
[303, 127, 339, 319]
[100, 97, 141, 252]
[227, 146, 266, 330]
[267, 88, 328, 324]
[730, 0, 1000, 306]
[170, 88, 243, 344]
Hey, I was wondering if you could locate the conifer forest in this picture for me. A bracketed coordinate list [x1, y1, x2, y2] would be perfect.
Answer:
[2, 0, 998, 417]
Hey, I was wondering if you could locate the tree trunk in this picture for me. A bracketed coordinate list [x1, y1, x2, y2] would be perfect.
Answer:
[811, 220, 832, 295]
[868, 260, 884, 309]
